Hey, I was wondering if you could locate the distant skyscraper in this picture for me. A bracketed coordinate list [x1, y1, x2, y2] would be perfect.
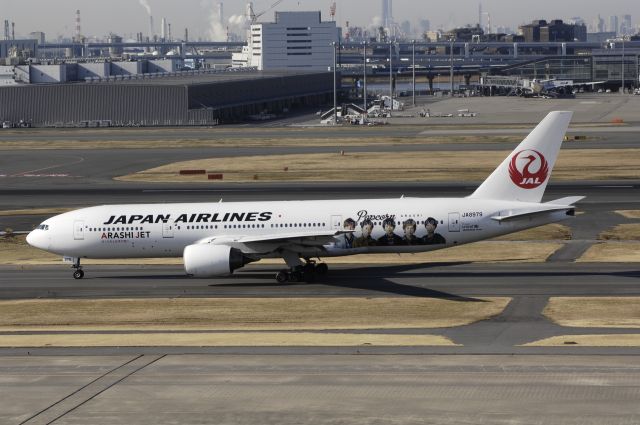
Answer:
[609, 15, 619, 35]
[419, 19, 431, 33]
[400, 20, 411, 36]
[381, 0, 393, 28]
[596, 15, 605, 33]
[620, 14, 632, 35]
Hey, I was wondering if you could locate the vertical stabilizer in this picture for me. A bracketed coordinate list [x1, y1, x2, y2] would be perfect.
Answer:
[469, 111, 573, 203]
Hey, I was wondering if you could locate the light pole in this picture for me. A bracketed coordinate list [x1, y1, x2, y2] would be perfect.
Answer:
[332, 41, 337, 124]
[449, 37, 454, 95]
[389, 41, 393, 111]
[621, 38, 625, 95]
[363, 40, 367, 116]
[412, 40, 416, 107]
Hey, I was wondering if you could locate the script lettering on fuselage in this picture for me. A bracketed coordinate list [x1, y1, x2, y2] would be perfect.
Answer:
[356, 210, 396, 222]
[103, 212, 272, 225]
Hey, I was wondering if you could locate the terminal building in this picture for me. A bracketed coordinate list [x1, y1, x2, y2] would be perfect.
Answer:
[232, 11, 339, 71]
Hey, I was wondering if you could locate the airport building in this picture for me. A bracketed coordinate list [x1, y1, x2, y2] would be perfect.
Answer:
[0, 70, 335, 127]
[232, 11, 339, 71]
[520, 20, 587, 42]
[495, 50, 640, 91]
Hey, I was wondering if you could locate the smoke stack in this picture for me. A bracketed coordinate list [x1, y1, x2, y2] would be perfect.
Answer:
[246, 2, 255, 23]
[75, 9, 81, 42]
[161, 17, 167, 40]
[218, 2, 224, 25]
[184, 28, 189, 42]
[168, 23, 172, 42]
[4, 20, 9, 40]
[149, 15, 154, 39]
[11, 21, 15, 40]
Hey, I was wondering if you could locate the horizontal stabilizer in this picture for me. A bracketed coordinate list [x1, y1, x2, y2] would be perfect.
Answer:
[545, 196, 585, 207]
[490, 197, 582, 222]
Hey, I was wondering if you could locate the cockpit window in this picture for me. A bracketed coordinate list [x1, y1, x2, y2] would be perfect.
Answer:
[37, 224, 49, 231]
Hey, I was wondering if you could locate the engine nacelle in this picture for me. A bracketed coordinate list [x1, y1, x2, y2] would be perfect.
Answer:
[183, 244, 250, 277]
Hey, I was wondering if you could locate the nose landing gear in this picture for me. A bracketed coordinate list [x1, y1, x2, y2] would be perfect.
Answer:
[72, 258, 84, 279]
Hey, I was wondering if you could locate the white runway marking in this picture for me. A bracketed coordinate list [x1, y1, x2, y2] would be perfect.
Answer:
[9, 156, 85, 177]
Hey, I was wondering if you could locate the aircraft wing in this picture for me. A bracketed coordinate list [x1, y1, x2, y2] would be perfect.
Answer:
[216, 230, 352, 245]
[194, 230, 354, 254]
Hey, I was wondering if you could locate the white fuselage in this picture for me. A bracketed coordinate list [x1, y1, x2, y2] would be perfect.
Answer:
[27, 197, 571, 260]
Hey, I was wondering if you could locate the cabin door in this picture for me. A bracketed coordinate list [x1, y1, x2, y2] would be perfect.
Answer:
[448, 213, 460, 232]
[73, 221, 85, 240]
[162, 222, 174, 238]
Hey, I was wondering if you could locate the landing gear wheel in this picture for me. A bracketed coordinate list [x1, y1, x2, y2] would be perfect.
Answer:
[315, 263, 328, 276]
[275, 270, 288, 283]
[302, 269, 316, 283]
[71, 258, 84, 280]
[288, 271, 302, 283]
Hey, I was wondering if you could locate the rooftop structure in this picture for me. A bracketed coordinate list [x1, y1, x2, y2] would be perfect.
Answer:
[520, 19, 587, 43]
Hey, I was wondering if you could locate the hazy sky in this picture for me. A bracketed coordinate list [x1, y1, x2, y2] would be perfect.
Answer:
[1, 0, 638, 40]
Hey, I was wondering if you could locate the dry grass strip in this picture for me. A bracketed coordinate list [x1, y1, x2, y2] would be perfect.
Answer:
[0, 332, 456, 347]
[615, 210, 640, 219]
[543, 297, 640, 328]
[577, 242, 640, 262]
[0, 207, 74, 217]
[599, 224, 640, 241]
[493, 223, 571, 241]
[0, 135, 520, 151]
[115, 149, 640, 183]
[523, 334, 640, 347]
[0, 297, 510, 331]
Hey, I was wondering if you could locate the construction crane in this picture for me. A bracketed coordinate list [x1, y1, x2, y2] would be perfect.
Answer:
[248, 0, 286, 24]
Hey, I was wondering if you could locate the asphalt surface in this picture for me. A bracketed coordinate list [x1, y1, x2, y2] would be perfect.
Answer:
[0, 126, 639, 193]
[1, 261, 640, 355]
[5, 354, 640, 425]
[3, 262, 640, 424]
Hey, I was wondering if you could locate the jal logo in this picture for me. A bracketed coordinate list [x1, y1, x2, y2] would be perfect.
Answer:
[508, 149, 549, 189]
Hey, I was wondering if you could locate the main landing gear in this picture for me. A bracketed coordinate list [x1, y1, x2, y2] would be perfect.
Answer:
[275, 259, 328, 283]
[72, 258, 84, 280]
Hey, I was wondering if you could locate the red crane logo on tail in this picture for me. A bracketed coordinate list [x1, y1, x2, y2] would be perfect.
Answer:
[509, 149, 549, 189]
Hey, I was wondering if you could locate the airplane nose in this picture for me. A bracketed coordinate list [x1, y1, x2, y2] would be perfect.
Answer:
[26, 230, 49, 250]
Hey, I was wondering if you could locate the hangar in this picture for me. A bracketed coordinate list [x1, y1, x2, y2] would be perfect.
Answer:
[0, 70, 334, 127]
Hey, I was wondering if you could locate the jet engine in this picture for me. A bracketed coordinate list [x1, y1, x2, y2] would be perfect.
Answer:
[183, 244, 252, 277]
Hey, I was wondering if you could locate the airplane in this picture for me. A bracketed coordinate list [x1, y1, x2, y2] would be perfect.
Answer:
[27, 111, 583, 282]
[519, 78, 605, 97]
